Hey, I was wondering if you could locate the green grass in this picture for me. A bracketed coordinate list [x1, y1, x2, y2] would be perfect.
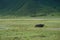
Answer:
[0, 19, 60, 40]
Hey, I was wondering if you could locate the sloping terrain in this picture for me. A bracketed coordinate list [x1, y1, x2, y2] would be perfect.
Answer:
[0, 0, 60, 16]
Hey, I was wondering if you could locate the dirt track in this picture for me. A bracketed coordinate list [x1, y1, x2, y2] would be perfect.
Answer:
[45, 28, 60, 31]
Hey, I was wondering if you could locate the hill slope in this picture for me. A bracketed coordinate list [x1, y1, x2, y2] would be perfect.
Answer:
[0, 0, 60, 17]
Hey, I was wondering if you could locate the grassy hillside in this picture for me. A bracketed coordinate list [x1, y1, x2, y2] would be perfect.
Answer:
[0, 0, 60, 17]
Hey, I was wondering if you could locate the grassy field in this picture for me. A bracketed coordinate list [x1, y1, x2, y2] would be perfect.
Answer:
[0, 19, 60, 40]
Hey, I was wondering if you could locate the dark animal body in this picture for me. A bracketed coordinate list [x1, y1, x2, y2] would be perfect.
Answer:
[35, 24, 44, 27]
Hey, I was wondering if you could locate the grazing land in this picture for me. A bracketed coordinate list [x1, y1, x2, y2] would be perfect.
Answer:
[0, 19, 60, 40]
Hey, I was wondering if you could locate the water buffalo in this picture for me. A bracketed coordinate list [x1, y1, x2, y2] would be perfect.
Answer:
[35, 24, 44, 27]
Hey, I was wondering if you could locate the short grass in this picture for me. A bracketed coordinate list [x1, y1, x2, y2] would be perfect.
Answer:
[0, 19, 60, 40]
